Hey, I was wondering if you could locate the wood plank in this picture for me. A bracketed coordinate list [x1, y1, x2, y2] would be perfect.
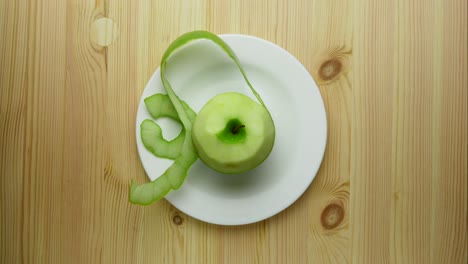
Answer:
[62, 0, 106, 262]
[1, 0, 68, 262]
[0, 0, 30, 262]
[430, 0, 467, 262]
[350, 1, 395, 262]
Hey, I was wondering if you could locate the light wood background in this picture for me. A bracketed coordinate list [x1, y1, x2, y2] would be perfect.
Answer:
[1, 0, 467, 263]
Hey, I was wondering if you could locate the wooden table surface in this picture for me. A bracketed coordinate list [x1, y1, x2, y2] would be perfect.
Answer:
[1, 0, 467, 263]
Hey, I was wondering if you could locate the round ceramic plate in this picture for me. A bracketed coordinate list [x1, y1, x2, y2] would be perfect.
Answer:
[136, 34, 327, 225]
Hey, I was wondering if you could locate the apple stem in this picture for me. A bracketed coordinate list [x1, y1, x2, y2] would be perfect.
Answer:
[231, 125, 245, 134]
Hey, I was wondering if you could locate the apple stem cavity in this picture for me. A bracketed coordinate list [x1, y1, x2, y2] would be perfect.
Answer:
[231, 124, 245, 134]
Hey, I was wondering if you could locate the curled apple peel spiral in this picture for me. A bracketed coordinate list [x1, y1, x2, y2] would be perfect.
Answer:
[130, 31, 275, 205]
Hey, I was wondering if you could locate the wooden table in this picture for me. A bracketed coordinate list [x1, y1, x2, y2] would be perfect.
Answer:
[1, 0, 467, 263]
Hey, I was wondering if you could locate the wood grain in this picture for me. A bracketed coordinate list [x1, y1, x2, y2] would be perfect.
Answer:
[1, 0, 466, 263]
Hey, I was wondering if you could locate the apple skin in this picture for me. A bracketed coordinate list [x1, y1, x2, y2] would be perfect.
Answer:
[192, 92, 275, 174]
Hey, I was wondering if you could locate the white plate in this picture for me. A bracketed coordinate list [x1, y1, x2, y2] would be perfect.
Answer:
[136, 34, 327, 225]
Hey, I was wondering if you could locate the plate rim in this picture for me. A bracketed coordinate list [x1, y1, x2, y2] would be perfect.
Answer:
[135, 33, 328, 225]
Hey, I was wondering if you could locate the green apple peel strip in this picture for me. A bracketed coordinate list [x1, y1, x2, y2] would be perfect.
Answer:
[141, 94, 196, 160]
[130, 30, 270, 205]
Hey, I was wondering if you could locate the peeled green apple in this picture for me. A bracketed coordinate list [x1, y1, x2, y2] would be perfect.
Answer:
[192, 92, 275, 174]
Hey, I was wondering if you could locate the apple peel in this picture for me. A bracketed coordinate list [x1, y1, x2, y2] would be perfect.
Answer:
[141, 94, 196, 160]
[130, 30, 271, 205]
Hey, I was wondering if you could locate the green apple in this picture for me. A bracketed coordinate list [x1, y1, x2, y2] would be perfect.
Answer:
[192, 92, 275, 174]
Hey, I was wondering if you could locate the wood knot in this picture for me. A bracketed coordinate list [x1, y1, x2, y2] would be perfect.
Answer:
[319, 59, 342, 81]
[90, 18, 119, 47]
[172, 214, 183, 226]
[321, 203, 344, 230]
